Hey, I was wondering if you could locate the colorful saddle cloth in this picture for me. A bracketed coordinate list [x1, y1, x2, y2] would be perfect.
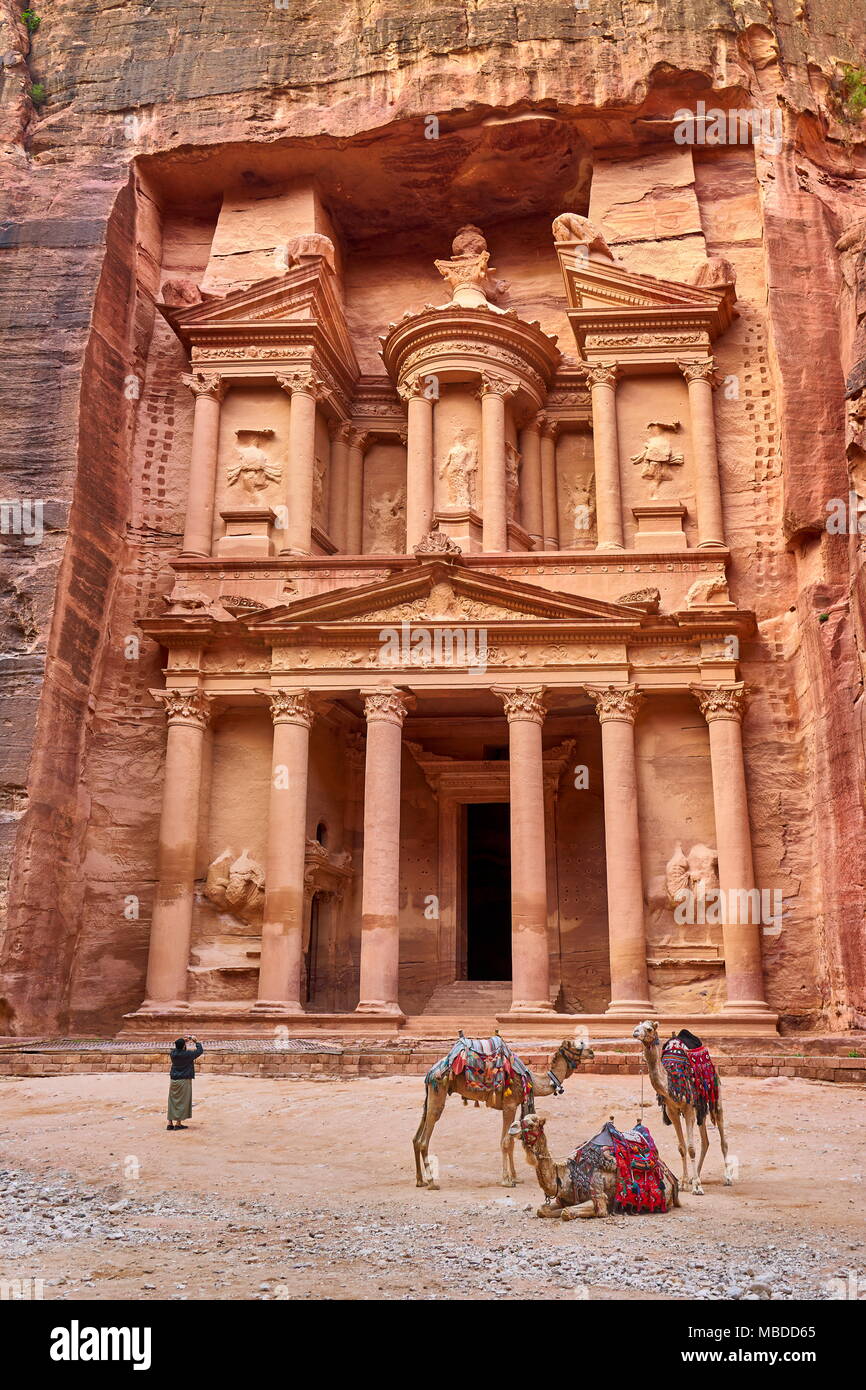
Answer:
[659, 1037, 720, 1126]
[568, 1122, 672, 1215]
[425, 1035, 533, 1102]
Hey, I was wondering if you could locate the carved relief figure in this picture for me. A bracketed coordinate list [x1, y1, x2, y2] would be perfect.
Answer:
[312, 453, 327, 525]
[665, 842, 719, 912]
[368, 487, 406, 551]
[563, 473, 596, 544]
[505, 441, 520, 520]
[227, 430, 281, 495]
[551, 213, 614, 260]
[203, 849, 265, 924]
[439, 430, 478, 508]
[630, 421, 684, 494]
[685, 572, 731, 608]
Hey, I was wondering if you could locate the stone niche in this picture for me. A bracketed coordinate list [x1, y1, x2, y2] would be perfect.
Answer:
[616, 376, 696, 551]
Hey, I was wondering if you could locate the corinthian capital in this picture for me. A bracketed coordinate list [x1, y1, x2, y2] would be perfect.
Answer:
[181, 370, 225, 401]
[691, 682, 747, 723]
[477, 374, 518, 400]
[586, 684, 644, 724]
[257, 688, 315, 728]
[360, 686, 414, 726]
[678, 358, 717, 386]
[586, 362, 619, 390]
[276, 371, 326, 400]
[397, 376, 428, 402]
[492, 685, 547, 724]
[536, 412, 559, 440]
[151, 687, 212, 728]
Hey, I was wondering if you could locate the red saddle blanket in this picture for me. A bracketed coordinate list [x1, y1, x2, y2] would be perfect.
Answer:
[660, 1038, 720, 1124]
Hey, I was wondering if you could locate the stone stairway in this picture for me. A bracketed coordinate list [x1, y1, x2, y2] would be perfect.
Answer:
[417, 979, 561, 1037]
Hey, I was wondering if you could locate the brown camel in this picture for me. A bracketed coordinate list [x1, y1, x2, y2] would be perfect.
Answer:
[632, 1020, 732, 1195]
[514, 1113, 680, 1219]
[413, 1039, 593, 1189]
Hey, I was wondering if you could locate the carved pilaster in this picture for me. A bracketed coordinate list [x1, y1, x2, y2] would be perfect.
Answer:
[691, 682, 747, 723]
[586, 684, 644, 724]
[150, 688, 212, 729]
[492, 685, 547, 724]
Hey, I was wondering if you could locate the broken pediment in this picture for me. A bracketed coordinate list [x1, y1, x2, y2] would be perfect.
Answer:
[242, 562, 649, 633]
[553, 247, 737, 360]
[158, 257, 360, 396]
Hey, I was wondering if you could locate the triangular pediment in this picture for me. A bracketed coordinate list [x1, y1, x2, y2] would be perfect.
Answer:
[158, 261, 360, 380]
[243, 563, 647, 631]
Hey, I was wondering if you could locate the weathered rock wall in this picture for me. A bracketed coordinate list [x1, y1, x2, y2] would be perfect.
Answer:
[1, 0, 865, 1033]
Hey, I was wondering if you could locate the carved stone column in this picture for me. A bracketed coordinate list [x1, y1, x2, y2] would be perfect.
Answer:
[328, 422, 352, 551]
[692, 683, 770, 1013]
[679, 359, 726, 549]
[143, 689, 212, 1007]
[478, 375, 515, 553]
[518, 415, 544, 549]
[180, 372, 226, 558]
[587, 363, 625, 551]
[356, 688, 412, 1015]
[587, 684, 652, 1014]
[400, 378, 435, 550]
[539, 414, 560, 550]
[276, 372, 324, 556]
[345, 428, 369, 554]
[256, 689, 315, 1011]
[493, 686, 553, 1013]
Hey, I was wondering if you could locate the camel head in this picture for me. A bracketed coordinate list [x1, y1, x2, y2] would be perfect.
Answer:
[633, 1020, 660, 1047]
[556, 1038, 594, 1070]
[515, 1114, 548, 1154]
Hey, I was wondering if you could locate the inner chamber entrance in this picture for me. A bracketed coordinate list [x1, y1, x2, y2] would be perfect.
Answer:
[464, 802, 512, 980]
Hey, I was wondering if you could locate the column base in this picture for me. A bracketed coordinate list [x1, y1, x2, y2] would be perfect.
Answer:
[278, 546, 311, 558]
[722, 998, 775, 1014]
[355, 1001, 406, 1021]
[507, 1000, 556, 1015]
[596, 540, 625, 552]
[606, 999, 653, 1016]
[696, 539, 727, 550]
[138, 999, 190, 1013]
[252, 1000, 305, 1016]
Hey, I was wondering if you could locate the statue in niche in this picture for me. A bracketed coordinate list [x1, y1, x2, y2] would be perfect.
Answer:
[204, 848, 265, 925]
[563, 473, 596, 544]
[312, 453, 327, 524]
[665, 842, 719, 913]
[227, 430, 282, 495]
[439, 430, 478, 509]
[630, 420, 684, 494]
[551, 213, 615, 261]
[505, 442, 520, 520]
[368, 487, 406, 551]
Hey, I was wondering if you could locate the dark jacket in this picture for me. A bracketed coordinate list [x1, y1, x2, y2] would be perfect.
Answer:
[169, 1041, 203, 1080]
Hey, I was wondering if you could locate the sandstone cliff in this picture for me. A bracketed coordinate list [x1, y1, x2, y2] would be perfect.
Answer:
[1, 0, 865, 1033]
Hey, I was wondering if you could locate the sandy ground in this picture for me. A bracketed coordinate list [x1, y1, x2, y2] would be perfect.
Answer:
[1, 1072, 864, 1301]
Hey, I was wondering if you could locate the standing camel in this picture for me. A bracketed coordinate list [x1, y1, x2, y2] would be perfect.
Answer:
[413, 1039, 593, 1189]
[632, 1020, 732, 1194]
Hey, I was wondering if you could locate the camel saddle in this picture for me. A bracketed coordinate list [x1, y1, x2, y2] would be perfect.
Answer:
[425, 1034, 533, 1102]
[568, 1122, 674, 1215]
[659, 1032, 720, 1126]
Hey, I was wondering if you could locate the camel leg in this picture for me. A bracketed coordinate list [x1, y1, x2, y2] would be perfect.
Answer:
[412, 1084, 448, 1189]
[668, 1106, 689, 1186]
[683, 1108, 703, 1195]
[500, 1099, 519, 1187]
[714, 1099, 734, 1185]
[697, 1121, 710, 1184]
[562, 1199, 598, 1220]
[537, 1201, 565, 1218]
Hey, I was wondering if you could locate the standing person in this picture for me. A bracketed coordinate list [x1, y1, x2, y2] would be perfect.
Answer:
[166, 1035, 203, 1131]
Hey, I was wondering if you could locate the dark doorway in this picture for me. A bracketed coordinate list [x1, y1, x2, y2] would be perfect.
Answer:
[465, 802, 512, 980]
[305, 894, 320, 1003]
